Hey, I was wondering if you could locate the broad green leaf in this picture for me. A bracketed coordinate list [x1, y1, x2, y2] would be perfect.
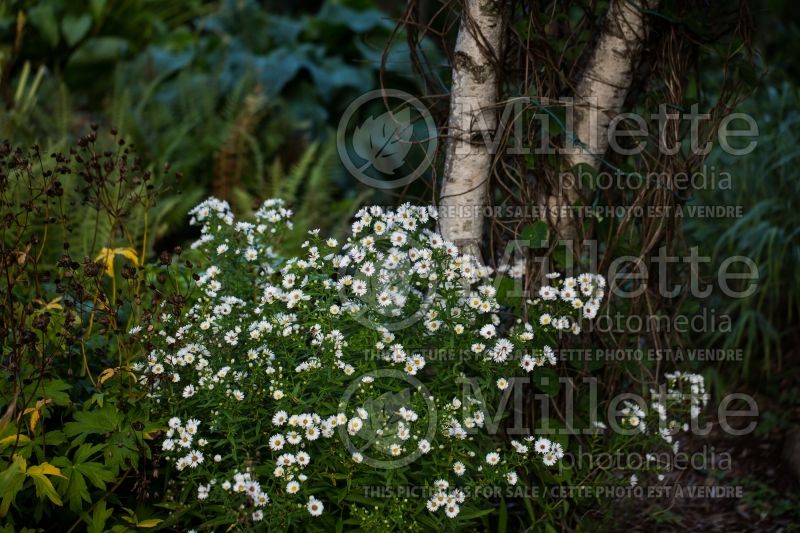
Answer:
[70, 37, 129, 64]
[82, 499, 113, 533]
[27, 463, 64, 506]
[26, 379, 72, 407]
[76, 459, 114, 489]
[103, 432, 139, 473]
[53, 444, 112, 513]
[54, 460, 91, 513]
[520, 221, 549, 248]
[496, 275, 524, 309]
[74, 443, 105, 464]
[64, 405, 122, 443]
[61, 14, 92, 47]
[0, 457, 27, 516]
[27, 4, 60, 47]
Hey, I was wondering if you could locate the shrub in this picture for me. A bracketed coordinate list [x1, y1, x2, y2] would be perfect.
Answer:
[0, 134, 176, 530]
[133, 197, 705, 531]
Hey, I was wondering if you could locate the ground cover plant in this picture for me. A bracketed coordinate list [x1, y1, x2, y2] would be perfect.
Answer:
[130, 197, 705, 530]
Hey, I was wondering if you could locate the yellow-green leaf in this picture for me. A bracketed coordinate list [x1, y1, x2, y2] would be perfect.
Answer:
[27, 462, 65, 478]
[0, 456, 27, 516]
[0, 434, 30, 449]
[27, 471, 63, 506]
[95, 247, 140, 277]
[27, 462, 64, 507]
[23, 399, 51, 432]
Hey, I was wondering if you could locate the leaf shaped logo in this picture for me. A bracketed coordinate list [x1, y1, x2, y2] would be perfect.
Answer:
[352, 107, 414, 175]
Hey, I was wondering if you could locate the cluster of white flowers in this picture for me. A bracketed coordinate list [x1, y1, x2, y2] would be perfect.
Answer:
[531, 437, 565, 466]
[661, 371, 708, 418]
[425, 480, 466, 517]
[219, 471, 270, 511]
[536, 272, 605, 334]
[135, 198, 609, 527]
[161, 417, 207, 470]
[619, 401, 648, 433]
[650, 371, 709, 450]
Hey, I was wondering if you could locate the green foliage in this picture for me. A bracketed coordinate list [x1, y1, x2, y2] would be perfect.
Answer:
[108, 0, 404, 192]
[0, 125, 367, 530]
[3, 0, 403, 245]
[0, 0, 211, 76]
[52, 444, 115, 513]
[684, 83, 800, 379]
[0, 136, 179, 529]
[125, 197, 701, 531]
[264, 140, 374, 253]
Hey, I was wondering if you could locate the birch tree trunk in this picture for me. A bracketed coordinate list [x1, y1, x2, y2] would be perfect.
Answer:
[548, 0, 656, 243]
[439, 0, 505, 260]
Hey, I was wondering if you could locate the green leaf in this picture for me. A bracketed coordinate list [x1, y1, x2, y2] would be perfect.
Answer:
[52, 457, 90, 512]
[63, 407, 137, 474]
[27, 464, 64, 506]
[82, 499, 113, 533]
[520, 221, 549, 248]
[496, 274, 524, 309]
[77, 458, 114, 489]
[89, 0, 107, 21]
[53, 444, 112, 513]
[74, 442, 104, 464]
[64, 405, 122, 443]
[315, 4, 392, 32]
[550, 246, 571, 270]
[61, 14, 92, 47]
[0, 457, 27, 517]
[253, 47, 308, 96]
[27, 4, 60, 47]
[533, 367, 560, 395]
[136, 518, 163, 528]
[70, 37, 128, 64]
[103, 431, 139, 473]
[457, 507, 495, 520]
[25, 379, 72, 407]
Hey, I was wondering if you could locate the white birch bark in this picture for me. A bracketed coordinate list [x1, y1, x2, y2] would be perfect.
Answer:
[549, 0, 656, 241]
[439, 0, 504, 260]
